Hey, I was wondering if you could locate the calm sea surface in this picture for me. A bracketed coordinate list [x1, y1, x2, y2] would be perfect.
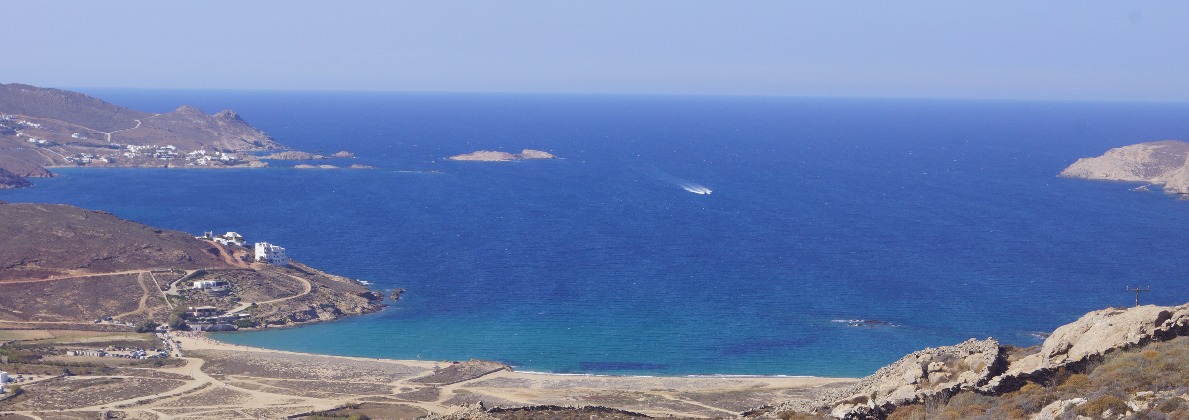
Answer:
[4, 91, 1189, 376]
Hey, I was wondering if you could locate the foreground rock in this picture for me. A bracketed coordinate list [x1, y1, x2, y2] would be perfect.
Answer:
[754, 302, 1189, 418]
[979, 303, 1189, 393]
[1060, 140, 1189, 194]
[448, 149, 558, 161]
[755, 339, 1002, 418]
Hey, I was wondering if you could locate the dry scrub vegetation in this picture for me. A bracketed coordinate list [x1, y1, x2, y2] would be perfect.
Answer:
[886, 336, 1189, 420]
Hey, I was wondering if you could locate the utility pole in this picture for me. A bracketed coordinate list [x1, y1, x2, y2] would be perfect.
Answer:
[1126, 286, 1151, 307]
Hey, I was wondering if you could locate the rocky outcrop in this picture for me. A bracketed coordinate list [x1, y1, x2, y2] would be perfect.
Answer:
[980, 303, 1189, 394]
[517, 149, 557, 159]
[1060, 140, 1189, 194]
[0, 167, 31, 189]
[262, 151, 325, 160]
[448, 149, 557, 162]
[762, 338, 1003, 418]
[758, 303, 1189, 419]
[261, 150, 354, 160]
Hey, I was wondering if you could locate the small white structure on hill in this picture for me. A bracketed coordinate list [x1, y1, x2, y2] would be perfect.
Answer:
[0, 371, 9, 384]
[189, 306, 220, 318]
[213, 232, 245, 247]
[254, 242, 288, 266]
[192, 280, 228, 290]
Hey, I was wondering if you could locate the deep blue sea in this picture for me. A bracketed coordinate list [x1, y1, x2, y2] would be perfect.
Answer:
[4, 90, 1189, 377]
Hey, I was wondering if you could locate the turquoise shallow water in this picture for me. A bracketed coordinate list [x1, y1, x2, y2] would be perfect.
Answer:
[5, 91, 1189, 376]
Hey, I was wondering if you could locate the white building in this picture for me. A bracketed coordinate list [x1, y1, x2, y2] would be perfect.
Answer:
[0, 371, 9, 384]
[213, 232, 245, 247]
[192, 280, 227, 289]
[254, 242, 288, 266]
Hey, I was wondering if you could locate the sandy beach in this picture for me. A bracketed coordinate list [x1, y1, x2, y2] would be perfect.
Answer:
[160, 332, 855, 418]
[6, 331, 847, 418]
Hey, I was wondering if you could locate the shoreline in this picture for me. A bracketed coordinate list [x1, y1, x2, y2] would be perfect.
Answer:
[165, 330, 856, 417]
[189, 331, 853, 383]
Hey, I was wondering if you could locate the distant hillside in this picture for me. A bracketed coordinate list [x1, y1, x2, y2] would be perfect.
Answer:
[1060, 140, 1189, 195]
[0, 83, 151, 132]
[0, 83, 288, 186]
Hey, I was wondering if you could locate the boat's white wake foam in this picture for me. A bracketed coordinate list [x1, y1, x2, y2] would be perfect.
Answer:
[677, 183, 712, 195]
[629, 161, 713, 195]
[658, 173, 712, 195]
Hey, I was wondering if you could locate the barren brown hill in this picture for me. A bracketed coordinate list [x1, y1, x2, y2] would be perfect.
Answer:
[0, 83, 150, 132]
[0, 202, 385, 327]
[110, 105, 281, 151]
[0, 202, 233, 281]
[0, 83, 287, 185]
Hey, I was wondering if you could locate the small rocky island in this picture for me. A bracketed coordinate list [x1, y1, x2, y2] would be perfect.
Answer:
[448, 149, 557, 162]
[262, 150, 356, 160]
[1060, 140, 1189, 195]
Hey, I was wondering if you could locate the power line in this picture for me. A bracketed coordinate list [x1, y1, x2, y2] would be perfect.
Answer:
[1126, 286, 1151, 307]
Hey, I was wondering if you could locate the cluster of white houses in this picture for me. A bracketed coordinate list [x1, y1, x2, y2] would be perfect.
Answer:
[196, 231, 288, 266]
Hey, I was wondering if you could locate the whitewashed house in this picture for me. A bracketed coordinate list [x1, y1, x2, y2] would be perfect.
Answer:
[214, 232, 245, 247]
[254, 242, 288, 266]
[192, 280, 228, 290]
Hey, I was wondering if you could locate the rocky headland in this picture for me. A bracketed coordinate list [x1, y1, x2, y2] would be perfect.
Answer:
[1060, 140, 1189, 195]
[448, 149, 557, 162]
[0, 83, 337, 189]
[0, 202, 385, 330]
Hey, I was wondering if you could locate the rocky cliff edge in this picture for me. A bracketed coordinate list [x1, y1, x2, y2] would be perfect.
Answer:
[1059, 140, 1189, 194]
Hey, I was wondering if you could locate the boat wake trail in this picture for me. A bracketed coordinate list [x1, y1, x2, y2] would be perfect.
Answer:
[675, 182, 713, 195]
[633, 162, 713, 195]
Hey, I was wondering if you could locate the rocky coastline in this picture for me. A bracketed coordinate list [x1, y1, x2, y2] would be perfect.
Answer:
[1060, 140, 1189, 195]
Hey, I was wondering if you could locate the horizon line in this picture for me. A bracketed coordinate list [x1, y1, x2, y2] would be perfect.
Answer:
[25, 83, 1188, 105]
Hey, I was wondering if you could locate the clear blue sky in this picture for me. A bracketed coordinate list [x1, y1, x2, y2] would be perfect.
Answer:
[4, 1, 1188, 101]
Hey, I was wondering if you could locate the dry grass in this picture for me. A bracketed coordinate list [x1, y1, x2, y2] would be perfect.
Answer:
[0, 377, 185, 411]
[0, 274, 151, 322]
[191, 349, 422, 382]
[884, 336, 1189, 419]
